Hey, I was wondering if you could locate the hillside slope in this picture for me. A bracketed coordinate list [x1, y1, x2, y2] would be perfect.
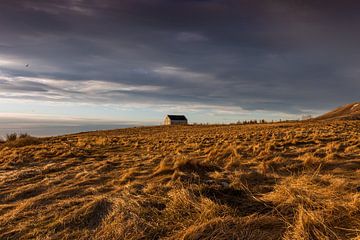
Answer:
[0, 122, 359, 239]
[315, 102, 360, 120]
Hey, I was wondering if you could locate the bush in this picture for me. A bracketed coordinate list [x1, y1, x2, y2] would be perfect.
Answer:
[19, 133, 31, 139]
[6, 133, 18, 142]
[3, 133, 42, 148]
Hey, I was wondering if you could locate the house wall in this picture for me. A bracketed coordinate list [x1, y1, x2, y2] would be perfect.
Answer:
[164, 117, 171, 125]
[163, 117, 187, 125]
[169, 120, 188, 125]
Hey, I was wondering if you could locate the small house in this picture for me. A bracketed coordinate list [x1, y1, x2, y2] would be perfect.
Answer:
[164, 115, 188, 125]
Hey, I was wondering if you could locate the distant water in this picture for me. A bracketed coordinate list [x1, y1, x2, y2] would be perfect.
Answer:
[0, 124, 136, 138]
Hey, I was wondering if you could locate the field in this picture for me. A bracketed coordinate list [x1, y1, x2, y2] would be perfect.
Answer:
[0, 121, 359, 239]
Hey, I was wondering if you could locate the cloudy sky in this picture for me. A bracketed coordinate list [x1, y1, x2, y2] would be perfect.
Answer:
[0, 0, 359, 126]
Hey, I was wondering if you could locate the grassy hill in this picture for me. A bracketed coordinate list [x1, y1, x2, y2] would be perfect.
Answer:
[0, 121, 359, 239]
[315, 102, 360, 120]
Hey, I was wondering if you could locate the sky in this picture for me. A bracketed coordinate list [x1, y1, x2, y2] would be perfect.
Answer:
[0, 0, 359, 128]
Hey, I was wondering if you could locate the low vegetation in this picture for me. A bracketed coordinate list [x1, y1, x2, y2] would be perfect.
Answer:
[1, 133, 42, 148]
[0, 121, 359, 239]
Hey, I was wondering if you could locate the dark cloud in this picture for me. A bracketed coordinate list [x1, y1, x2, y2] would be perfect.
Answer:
[0, 0, 359, 115]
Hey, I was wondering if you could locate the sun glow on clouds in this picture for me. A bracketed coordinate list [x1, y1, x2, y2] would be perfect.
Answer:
[0, 59, 17, 66]
[176, 32, 208, 42]
[0, 112, 143, 126]
[19, 77, 163, 92]
[23, 0, 95, 16]
[0, 75, 164, 101]
[153, 66, 218, 84]
[0, 54, 61, 73]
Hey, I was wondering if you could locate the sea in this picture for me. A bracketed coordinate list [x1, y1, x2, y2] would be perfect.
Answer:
[0, 124, 137, 138]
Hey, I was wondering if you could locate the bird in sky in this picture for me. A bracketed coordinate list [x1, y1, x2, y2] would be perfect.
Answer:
[25, 64, 29, 67]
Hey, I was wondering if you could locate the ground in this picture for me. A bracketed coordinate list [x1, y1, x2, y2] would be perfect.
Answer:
[0, 121, 359, 239]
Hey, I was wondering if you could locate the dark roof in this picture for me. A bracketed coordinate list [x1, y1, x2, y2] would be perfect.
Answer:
[167, 115, 187, 120]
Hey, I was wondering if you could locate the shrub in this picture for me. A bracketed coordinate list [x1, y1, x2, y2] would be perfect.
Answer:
[19, 133, 31, 139]
[3, 133, 42, 148]
[6, 133, 18, 142]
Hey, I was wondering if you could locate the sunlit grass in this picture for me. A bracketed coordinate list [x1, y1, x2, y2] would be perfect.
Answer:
[0, 121, 359, 239]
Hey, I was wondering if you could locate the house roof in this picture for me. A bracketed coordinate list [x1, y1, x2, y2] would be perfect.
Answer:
[167, 115, 187, 120]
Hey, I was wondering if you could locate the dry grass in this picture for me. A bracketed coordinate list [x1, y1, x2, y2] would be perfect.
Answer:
[1, 133, 42, 148]
[0, 121, 359, 239]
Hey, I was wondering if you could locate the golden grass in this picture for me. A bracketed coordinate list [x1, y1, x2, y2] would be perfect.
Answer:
[0, 120, 359, 239]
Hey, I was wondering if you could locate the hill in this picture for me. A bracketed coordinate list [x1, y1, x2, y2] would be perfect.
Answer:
[315, 102, 360, 120]
[0, 121, 359, 239]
